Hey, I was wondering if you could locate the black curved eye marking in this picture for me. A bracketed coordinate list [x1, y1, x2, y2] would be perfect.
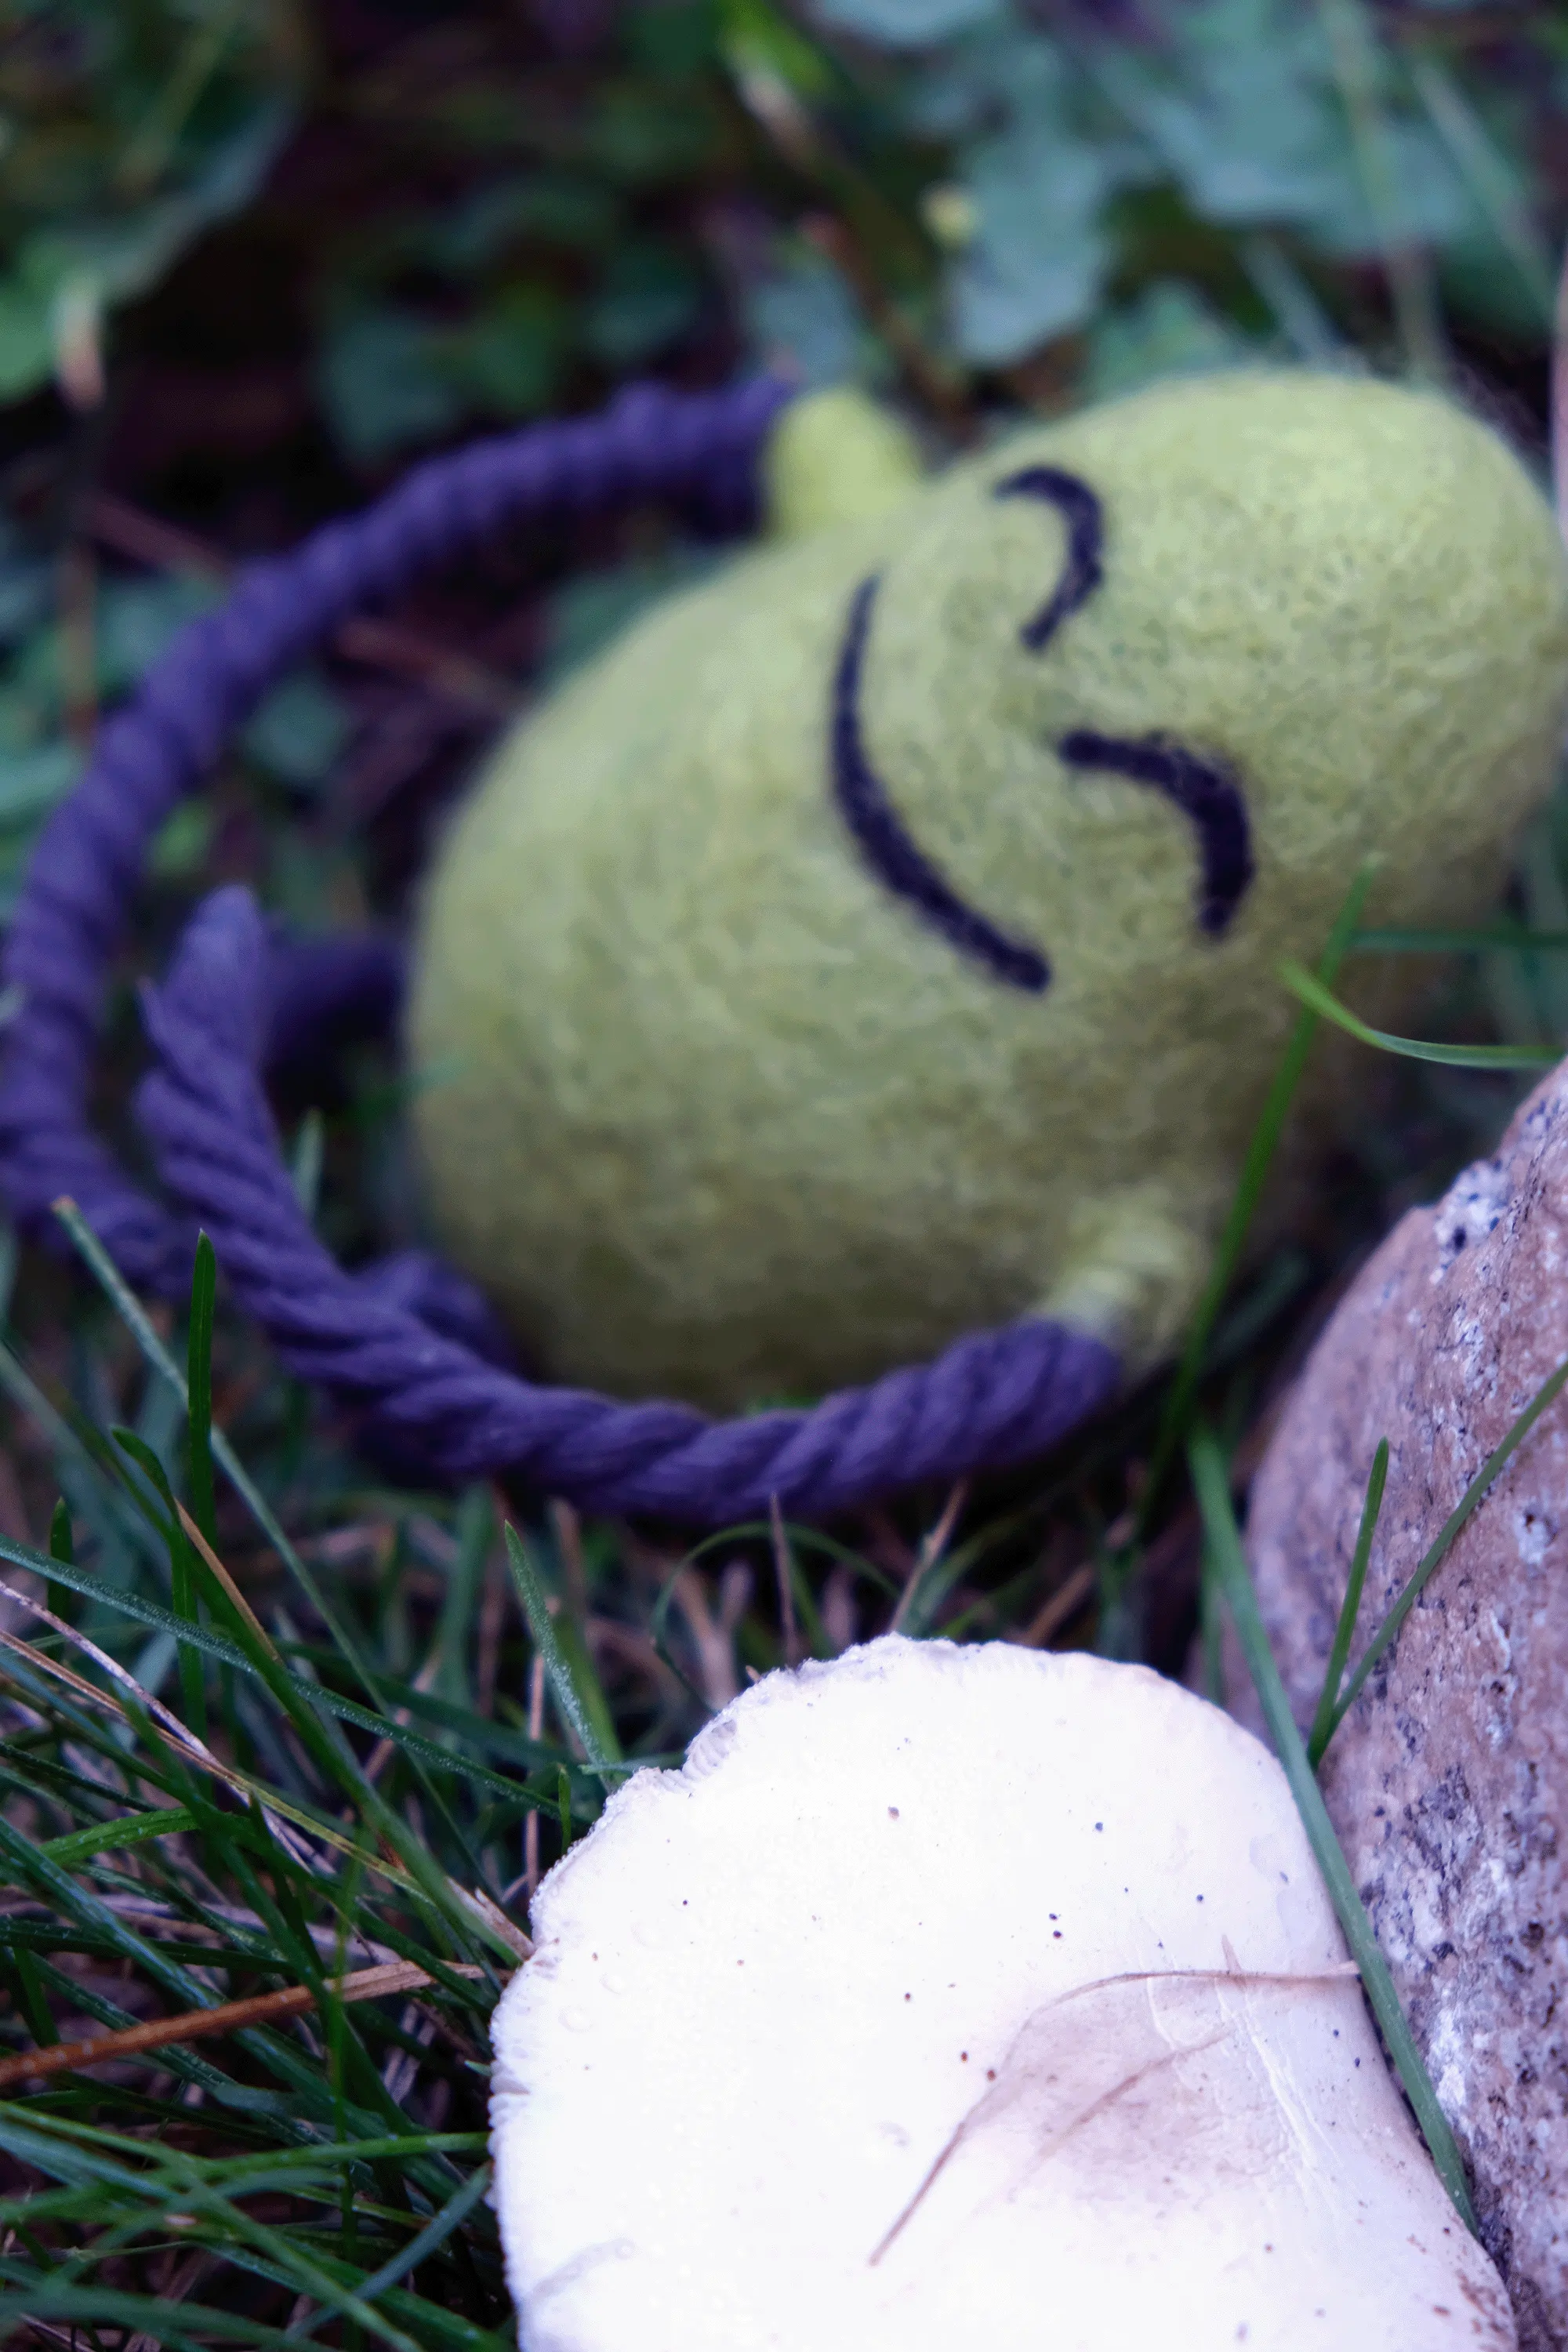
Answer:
[1057, 731, 1254, 937]
[996, 465, 1256, 935]
[829, 466, 1254, 986]
[993, 466, 1104, 652]
[832, 575, 1051, 993]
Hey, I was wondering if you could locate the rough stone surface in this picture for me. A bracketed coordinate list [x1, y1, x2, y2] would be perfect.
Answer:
[1234, 1062, 1568, 2348]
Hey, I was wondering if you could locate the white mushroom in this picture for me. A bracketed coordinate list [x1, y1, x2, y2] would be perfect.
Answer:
[489, 1635, 1515, 2351]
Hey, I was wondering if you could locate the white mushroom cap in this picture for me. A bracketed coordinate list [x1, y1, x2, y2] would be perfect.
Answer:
[490, 1635, 1514, 2351]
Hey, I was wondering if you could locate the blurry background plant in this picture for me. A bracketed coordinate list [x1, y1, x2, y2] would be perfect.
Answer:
[4, 0, 1566, 915]
[0, 2, 1566, 2343]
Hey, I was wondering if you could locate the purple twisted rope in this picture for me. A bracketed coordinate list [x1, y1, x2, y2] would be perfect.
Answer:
[0, 376, 785, 1292]
[137, 891, 1117, 1519]
[0, 376, 1120, 1523]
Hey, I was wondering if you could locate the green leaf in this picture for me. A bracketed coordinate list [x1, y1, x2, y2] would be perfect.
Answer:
[40, 1806, 198, 1867]
[1308, 111, 1471, 260]
[1097, 0, 1345, 229]
[583, 241, 704, 368]
[544, 549, 720, 686]
[0, 281, 53, 405]
[0, 540, 51, 649]
[444, 284, 568, 418]
[953, 124, 1115, 361]
[318, 312, 467, 466]
[0, 100, 296, 413]
[149, 800, 215, 880]
[95, 574, 220, 695]
[585, 84, 720, 186]
[0, 741, 81, 828]
[942, 30, 1140, 365]
[241, 670, 354, 791]
[1085, 280, 1260, 403]
[421, 175, 620, 270]
[747, 249, 869, 389]
[14, 1530, 555, 1807]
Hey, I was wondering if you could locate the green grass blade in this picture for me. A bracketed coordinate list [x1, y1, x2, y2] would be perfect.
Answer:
[0, 2288, 331, 2352]
[437, 1486, 492, 1708]
[46, 1495, 72, 1621]
[187, 1230, 219, 1548]
[503, 1523, 615, 1774]
[39, 1806, 198, 1865]
[0, 1327, 163, 1574]
[0, 1537, 553, 1806]
[285, 2164, 493, 2342]
[1325, 1351, 1568, 1751]
[1189, 1428, 1477, 2232]
[1279, 960, 1559, 1066]
[1315, 0, 1446, 379]
[52, 1204, 507, 1940]
[1351, 924, 1568, 955]
[54, 1203, 386, 1677]
[1305, 1437, 1387, 1771]
[1408, 53, 1556, 326]
[1138, 861, 1377, 1529]
[113, 1420, 207, 1736]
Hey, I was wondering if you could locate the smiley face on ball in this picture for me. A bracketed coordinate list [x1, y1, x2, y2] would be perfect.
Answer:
[409, 372, 1568, 1410]
[831, 459, 1254, 994]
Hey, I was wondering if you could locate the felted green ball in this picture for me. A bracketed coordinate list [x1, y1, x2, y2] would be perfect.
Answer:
[763, 384, 925, 541]
[408, 371, 1568, 1411]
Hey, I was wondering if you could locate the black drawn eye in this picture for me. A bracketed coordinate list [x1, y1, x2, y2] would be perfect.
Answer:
[1056, 731, 1254, 938]
[824, 463, 1257, 987]
[992, 466, 1105, 653]
[994, 464, 1255, 938]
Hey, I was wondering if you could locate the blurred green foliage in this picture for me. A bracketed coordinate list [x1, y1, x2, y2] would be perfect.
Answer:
[0, 1, 301, 404]
[5, 0, 1562, 450]
[0, 0, 1557, 1033]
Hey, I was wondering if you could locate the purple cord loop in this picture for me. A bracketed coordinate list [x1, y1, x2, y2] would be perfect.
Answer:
[0, 374, 1120, 1523]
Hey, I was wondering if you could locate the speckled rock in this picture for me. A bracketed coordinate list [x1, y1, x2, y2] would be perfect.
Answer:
[1232, 1062, 1568, 2348]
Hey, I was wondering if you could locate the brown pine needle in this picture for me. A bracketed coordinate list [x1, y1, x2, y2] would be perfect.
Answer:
[0, 1958, 488, 2091]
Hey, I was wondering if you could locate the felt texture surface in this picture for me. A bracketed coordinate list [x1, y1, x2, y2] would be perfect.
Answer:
[409, 371, 1568, 1410]
[763, 384, 925, 541]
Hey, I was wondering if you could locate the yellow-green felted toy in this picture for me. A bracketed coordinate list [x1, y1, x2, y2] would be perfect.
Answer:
[408, 370, 1568, 1411]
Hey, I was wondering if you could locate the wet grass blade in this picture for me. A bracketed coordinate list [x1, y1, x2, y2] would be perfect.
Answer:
[503, 1524, 617, 1776]
[1189, 1427, 1477, 2233]
[0, 1526, 550, 1806]
[284, 2164, 494, 2343]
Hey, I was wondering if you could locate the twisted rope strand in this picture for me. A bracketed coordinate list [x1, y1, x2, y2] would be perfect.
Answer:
[136, 890, 1117, 1520]
[0, 375, 1121, 1523]
[0, 376, 789, 1290]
